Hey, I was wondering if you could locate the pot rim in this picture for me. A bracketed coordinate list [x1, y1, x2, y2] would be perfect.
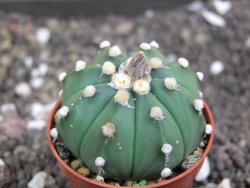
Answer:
[48, 98, 214, 188]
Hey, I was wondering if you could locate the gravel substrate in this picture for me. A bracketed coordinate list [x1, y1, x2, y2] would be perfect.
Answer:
[0, 0, 250, 187]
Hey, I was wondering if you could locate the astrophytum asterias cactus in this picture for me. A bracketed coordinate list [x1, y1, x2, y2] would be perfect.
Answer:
[57, 41, 207, 180]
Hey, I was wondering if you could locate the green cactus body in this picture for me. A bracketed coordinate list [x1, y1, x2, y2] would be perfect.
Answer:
[57, 42, 206, 180]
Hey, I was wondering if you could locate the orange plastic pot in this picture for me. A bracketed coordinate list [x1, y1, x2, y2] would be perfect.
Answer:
[48, 98, 214, 188]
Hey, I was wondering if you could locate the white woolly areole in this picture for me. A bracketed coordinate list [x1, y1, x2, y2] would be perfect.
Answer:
[194, 99, 204, 112]
[102, 61, 116, 75]
[95, 157, 105, 167]
[140, 43, 151, 50]
[150, 41, 159, 48]
[83, 85, 96, 97]
[161, 144, 173, 155]
[178, 57, 189, 68]
[75, 60, 86, 71]
[205, 124, 213, 134]
[102, 122, 116, 138]
[114, 90, 130, 106]
[58, 106, 69, 118]
[100, 40, 111, 49]
[133, 79, 150, 95]
[109, 45, 121, 57]
[50, 128, 58, 139]
[198, 90, 203, 98]
[110, 73, 131, 89]
[161, 168, 172, 178]
[164, 77, 178, 90]
[58, 72, 67, 82]
[149, 57, 163, 69]
[150, 106, 164, 120]
[196, 72, 204, 81]
[58, 90, 63, 97]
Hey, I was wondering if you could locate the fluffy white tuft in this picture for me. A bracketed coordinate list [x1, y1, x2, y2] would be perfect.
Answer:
[133, 79, 150, 95]
[109, 45, 122, 57]
[178, 57, 189, 68]
[99, 40, 111, 49]
[75, 60, 86, 71]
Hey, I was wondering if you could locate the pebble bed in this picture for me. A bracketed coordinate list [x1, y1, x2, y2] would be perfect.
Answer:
[0, 0, 250, 187]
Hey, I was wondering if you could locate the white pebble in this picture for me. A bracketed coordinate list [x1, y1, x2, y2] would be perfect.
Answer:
[109, 45, 122, 57]
[75, 60, 86, 71]
[187, 1, 204, 12]
[205, 124, 213, 134]
[30, 77, 44, 89]
[164, 77, 178, 90]
[210, 60, 224, 75]
[150, 41, 159, 48]
[161, 144, 173, 155]
[30, 102, 45, 118]
[24, 56, 33, 68]
[58, 106, 69, 118]
[1, 103, 17, 114]
[133, 79, 150, 95]
[145, 9, 155, 19]
[102, 61, 116, 75]
[50, 128, 58, 139]
[95, 157, 105, 167]
[195, 157, 211, 181]
[161, 168, 172, 178]
[83, 85, 96, 97]
[28, 171, 53, 188]
[99, 40, 111, 48]
[27, 120, 46, 130]
[38, 63, 48, 76]
[102, 122, 116, 138]
[201, 9, 226, 27]
[140, 43, 151, 50]
[212, 0, 232, 15]
[150, 106, 164, 121]
[36, 28, 51, 45]
[15, 82, 32, 97]
[218, 178, 231, 188]
[58, 72, 67, 82]
[178, 57, 189, 68]
[193, 99, 204, 112]
[110, 73, 131, 89]
[196, 72, 204, 81]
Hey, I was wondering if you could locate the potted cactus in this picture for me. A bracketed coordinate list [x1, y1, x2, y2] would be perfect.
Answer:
[48, 41, 214, 188]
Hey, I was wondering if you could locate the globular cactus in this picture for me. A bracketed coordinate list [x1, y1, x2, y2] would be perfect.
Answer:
[57, 41, 207, 181]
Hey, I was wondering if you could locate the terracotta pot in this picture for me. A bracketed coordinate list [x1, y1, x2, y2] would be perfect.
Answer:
[48, 98, 214, 188]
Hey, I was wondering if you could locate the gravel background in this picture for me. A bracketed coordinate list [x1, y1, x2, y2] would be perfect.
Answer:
[0, 0, 250, 187]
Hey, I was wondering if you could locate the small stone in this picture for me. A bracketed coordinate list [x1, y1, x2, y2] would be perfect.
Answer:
[145, 9, 155, 19]
[28, 171, 54, 188]
[205, 183, 218, 188]
[27, 120, 46, 130]
[161, 144, 173, 154]
[50, 128, 58, 140]
[30, 77, 44, 89]
[57, 106, 69, 118]
[1, 103, 17, 118]
[70, 159, 82, 170]
[107, 181, 120, 186]
[161, 168, 172, 178]
[187, 1, 204, 12]
[150, 41, 159, 48]
[0, 118, 26, 138]
[210, 60, 224, 75]
[24, 56, 33, 68]
[95, 157, 105, 167]
[77, 167, 90, 177]
[15, 82, 32, 97]
[201, 9, 226, 27]
[150, 106, 164, 121]
[218, 178, 231, 188]
[36, 28, 51, 45]
[38, 63, 48, 76]
[195, 157, 210, 181]
[212, 0, 232, 15]
[55, 144, 71, 160]
[245, 36, 250, 48]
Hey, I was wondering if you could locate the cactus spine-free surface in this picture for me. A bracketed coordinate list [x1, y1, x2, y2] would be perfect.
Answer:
[57, 41, 207, 181]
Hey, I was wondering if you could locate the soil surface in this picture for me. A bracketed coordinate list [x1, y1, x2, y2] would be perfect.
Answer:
[0, 0, 250, 187]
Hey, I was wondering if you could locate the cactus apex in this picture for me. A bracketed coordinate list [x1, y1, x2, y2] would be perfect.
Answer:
[150, 41, 159, 48]
[196, 72, 204, 81]
[100, 40, 111, 49]
[75, 60, 86, 71]
[58, 106, 69, 118]
[102, 122, 116, 138]
[114, 90, 130, 106]
[109, 72, 131, 89]
[193, 99, 204, 112]
[95, 157, 106, 167]
[161, 144, 173, 155]
[177, 57, 189, 68]
[102, 61, 116, 75]
[140, 43, 151, 50]
[164, 77, 178, 90]
[161, 168, 172, 178]
[150, 106, 164, 121]
[58, 72, 67, 82]
[205, 124, 213, 134]
[149, 57, 163, 69]
[83, 85, 96, 98]
[109, 45, 122, 57]
[133, 79, 150, 95]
